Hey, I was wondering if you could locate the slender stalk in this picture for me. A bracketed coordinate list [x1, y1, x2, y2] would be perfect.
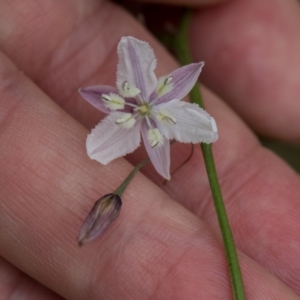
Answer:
[114, 158, 150, 197]
[175, 11, 246, 300]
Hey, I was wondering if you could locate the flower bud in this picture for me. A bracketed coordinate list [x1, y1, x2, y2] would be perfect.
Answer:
[78, 194, 122, 246]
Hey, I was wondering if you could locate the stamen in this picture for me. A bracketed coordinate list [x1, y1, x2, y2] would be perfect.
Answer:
[145, 116, 153, 129]
[123, 81, 129, 90]
[156, 75, 173, 97]
[165, 116, 176, 125]
[115, 113, 136, 129]
[121, 81, 141, 98]
[147, 128, 164, 148]
[136, 93, 143, 105]
[102, 94, 111, 102]
[124, 102, 138, 108]
[164, 76, 173, 85]
[102, 93, 125, 110]
[155, 110, 176, 125]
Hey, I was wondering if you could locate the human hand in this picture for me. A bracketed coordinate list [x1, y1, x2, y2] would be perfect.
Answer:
[0, 0, 300, 299]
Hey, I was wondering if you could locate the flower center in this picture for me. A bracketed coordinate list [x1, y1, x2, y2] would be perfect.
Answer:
[104, 81, 175, 149]
[137, 103, 152, 116]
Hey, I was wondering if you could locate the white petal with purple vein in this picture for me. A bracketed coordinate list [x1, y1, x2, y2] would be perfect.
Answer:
[87, 112, 142, 164]
[117, 37, 157, 100]
[154, 63, 204, 105]
[79, 85, 118, 114]
[154, 99, 218, 144]
[141, 122, 170, 180]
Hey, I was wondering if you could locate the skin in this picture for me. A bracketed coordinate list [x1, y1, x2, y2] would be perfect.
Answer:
[0, 0, 300, 299]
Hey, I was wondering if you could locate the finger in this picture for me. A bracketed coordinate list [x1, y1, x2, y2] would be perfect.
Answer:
[2, 0, 300, 295]
[0, 257, 63, 300]
[0, 50, 298, 299]
[189, 0, 300, 142]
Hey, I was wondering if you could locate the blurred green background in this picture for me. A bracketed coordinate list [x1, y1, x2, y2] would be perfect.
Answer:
[261, 138, 300, 173]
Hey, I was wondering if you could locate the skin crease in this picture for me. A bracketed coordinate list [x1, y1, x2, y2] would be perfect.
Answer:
[0, 0, 300, 299]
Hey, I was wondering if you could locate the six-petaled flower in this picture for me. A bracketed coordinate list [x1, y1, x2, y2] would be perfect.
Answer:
[79, 36, 218, 179]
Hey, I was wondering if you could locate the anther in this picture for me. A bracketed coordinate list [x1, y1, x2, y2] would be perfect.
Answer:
[101, 94, 111, 102]
[156, 110, 176, 125]
[147, 128, 164, 148]
[115, 113, 136, 129]
[156, 75, 173, 97]
[165, 116, 176, 125]
[164, 76, 173, 85]
[123, 81, 129, 91]
[121, 81, 141, 98]
[102, 93, 125, 110]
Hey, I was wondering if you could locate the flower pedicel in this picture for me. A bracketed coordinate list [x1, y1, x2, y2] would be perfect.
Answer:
[79, 36, 218, 179]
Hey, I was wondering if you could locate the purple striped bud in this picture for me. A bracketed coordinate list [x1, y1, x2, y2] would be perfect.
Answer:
[78, 194, 122, 246]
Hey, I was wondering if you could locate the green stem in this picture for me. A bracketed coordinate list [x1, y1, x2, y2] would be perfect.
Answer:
[114, 158, 150, 197]
[175, 11, 246, 300]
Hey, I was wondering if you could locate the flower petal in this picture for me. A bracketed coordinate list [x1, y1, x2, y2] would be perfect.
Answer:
[153, 63, 204, 105]
[79, 85, 118, 114]
[154, 99, 218, 144]
[117, 36, 157, 100]
[141, 122, 170, 180]
[87, 112, 142, 164]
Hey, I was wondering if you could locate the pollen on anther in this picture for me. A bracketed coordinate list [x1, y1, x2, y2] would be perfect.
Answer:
[115, 113, 136, 128]
[156, 110, 176, 125]
[121, 81, 141, 98]
[147, 128, 164, 148]
[102, 93, 125, 110]
[156, 75, 173, 97]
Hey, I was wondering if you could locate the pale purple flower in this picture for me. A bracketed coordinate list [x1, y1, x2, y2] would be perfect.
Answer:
[79, 36, 218, 179]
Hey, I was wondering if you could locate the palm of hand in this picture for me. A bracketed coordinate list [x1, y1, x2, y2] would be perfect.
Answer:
[0, 0, 300, 299]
